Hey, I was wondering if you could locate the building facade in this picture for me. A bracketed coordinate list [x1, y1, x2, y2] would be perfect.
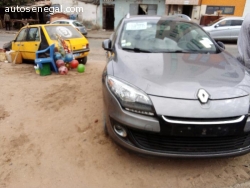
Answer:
[200, 0, 246, 18]
[51, 0, 248, 29]
[99, 0, 166, 30]
[50, 0, 100, 27]
[165, 0, 201, 24]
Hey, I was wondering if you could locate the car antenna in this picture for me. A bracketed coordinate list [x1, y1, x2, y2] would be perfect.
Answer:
[126, 13, 130, 18]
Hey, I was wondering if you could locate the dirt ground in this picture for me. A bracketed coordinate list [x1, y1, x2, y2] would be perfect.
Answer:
[1, 43, 250, 188]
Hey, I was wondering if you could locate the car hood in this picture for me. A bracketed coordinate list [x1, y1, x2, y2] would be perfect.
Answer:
[112, 49, 250, 100]
[202, 26, 212, 31]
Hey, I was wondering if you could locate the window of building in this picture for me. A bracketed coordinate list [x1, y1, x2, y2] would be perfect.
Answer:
[129, 4, 157, 15]
[206, 6, 235, 15]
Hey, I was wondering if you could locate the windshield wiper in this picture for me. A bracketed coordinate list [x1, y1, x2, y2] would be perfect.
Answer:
[154, 50, 190, 53]
[122, 47, 151, 53]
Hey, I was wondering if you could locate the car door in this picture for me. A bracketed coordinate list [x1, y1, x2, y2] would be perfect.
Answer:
[21, 27, 41, 60]
[230, 19, 243, 40]
[210, 20, 231, 40]
[12, 28, 28, 58]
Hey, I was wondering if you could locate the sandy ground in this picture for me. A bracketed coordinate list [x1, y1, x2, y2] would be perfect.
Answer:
[1, 44, 250, 188]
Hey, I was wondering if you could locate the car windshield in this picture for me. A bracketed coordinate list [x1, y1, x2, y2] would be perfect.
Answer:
[44, 25, 83, 40]
[119, 19, 217, 53]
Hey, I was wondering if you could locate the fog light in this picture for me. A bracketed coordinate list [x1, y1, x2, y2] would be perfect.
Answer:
[114, 124, 127, 137]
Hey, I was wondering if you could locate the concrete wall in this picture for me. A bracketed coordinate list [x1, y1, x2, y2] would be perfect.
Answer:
[51, 0, 74, 13]
[99, 0, 166, 29]
[50, 0, 100, 27]
[77, 1, 99, 23]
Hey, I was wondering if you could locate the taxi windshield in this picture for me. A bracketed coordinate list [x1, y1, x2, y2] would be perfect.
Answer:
[119, 19, 217, 53]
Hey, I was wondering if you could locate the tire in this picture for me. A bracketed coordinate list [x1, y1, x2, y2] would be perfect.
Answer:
[78, 56, 87, 65]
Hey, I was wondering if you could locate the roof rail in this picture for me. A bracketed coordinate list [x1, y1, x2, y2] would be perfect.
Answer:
[169, 14, 191, 21]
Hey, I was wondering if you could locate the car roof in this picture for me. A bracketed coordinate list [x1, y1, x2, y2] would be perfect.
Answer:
[220, 16, 244, 20]
[19, 24, 73, 29]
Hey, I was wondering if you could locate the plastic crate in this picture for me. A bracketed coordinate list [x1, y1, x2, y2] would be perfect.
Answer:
[40, 63, 51, 76]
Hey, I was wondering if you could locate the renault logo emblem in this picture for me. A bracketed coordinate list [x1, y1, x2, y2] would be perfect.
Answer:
[197, 89, 210, 104]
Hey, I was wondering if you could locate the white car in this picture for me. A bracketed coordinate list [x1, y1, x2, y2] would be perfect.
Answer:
[50, 19, 87, 36]
[202, 17, 244, 41]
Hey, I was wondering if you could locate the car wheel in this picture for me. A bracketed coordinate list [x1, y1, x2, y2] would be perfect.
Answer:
[103, 114, 109, 136]
[78, 56, 87, 65]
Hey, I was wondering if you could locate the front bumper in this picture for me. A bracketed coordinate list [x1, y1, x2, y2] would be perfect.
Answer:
[103, 80, 250, 158]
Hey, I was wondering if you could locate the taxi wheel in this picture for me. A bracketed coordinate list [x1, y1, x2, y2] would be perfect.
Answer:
[78, 56, 87, 65]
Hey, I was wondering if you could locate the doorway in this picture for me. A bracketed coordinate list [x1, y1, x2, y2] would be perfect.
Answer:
[182, 5, 193, 18]
[103, 5, 115, 30]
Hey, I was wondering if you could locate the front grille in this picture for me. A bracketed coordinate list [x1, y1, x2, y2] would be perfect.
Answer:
[159, 115, 247, 137]
[129, 129, 250, 153]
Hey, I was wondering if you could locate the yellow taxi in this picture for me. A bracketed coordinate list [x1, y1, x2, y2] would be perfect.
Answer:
[11, 24, 89, 64]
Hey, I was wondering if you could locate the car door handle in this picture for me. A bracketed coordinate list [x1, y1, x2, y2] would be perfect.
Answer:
[35, 44, 37, 46]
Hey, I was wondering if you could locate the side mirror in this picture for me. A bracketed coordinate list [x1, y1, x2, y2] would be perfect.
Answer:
[102, 39, 112, 51]
[217, 41, 225, 50]
[214, 25, 219, 28]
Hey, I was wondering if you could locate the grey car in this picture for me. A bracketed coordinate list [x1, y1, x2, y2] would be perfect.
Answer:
[102, 15, 250, 158]
[202, 17, 244, 41]
[51, 19, 88, 36]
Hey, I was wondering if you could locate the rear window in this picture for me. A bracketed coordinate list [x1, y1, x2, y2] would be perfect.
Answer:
[44, 25, 82, 40]
[73, 21, 83, 27]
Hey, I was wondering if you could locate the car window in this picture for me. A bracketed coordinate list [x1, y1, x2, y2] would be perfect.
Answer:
[207, 18, 224, 26]
[119, 19, 217, 53]
[231, 20, 243, 26]
[52, 21, 60, 24]
[218, 20, 231, 27]
[45, 25, 83, 40]
[27, 27, 40, 41]
[73, 21, 83, 27]
[16, 28, 28, 41]
[60, 21, 69, 24]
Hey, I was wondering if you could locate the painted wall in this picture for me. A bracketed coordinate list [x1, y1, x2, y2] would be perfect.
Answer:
[243, 0, 250, 17]
[201, 0, 246, 16]
[77, 2, 98, 23]
[51, 0, 74, 13]
[50, 0, 100, 26]
[99, 0, 166, 29]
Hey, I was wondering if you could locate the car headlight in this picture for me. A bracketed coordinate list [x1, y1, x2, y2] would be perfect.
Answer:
[107, 76, 155, 116]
